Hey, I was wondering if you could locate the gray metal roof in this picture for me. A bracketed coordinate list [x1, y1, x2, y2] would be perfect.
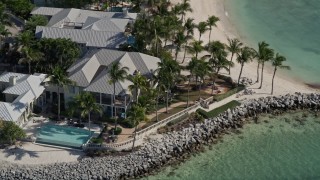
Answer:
[0, 73, 46, 122]
[36, 8, 137, 28]
[82, 17, 129, 32]
[35, 26, 126, 48]
[68, 49, 160, 95]
[0, 72, 27, 83]
[84, 69, 129, 95]
[31, 7, 63, 16]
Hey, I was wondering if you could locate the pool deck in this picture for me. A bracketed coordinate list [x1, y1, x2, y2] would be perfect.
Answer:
[0, 118, 102, 165]
[0, 142, 83, 165]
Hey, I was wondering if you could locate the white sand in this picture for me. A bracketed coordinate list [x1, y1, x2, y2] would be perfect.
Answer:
[172, 0, 318, 98]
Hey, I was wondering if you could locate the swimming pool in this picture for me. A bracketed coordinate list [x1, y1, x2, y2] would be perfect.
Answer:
[36, 125, 92, 149]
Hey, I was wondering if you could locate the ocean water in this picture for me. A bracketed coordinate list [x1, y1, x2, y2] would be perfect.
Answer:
[145, 112, 320, 180]
[224, 0, 320, 85]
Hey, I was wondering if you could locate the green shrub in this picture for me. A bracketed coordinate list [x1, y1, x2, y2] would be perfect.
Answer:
[100, 115, 116, 123]
[91, 137, 104, 144]
[109, 127, 122, 135]
[121, 119, 134, 128]
[197, 100, 241, 118]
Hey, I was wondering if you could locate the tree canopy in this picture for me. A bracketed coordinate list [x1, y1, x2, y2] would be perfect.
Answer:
[51, 0, 93, 8]
[3, 0, 34, 19]
[0, 120, 26, 145]
[36, 38, 80, 73]
[25, 15, 48, 32]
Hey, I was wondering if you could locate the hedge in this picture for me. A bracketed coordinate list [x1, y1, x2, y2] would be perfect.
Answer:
[214, 85, 245, 102]
[109, 127, 122, 135]
[197, 100, 241, 118]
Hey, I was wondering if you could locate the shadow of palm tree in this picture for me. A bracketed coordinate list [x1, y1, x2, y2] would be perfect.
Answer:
[3, 148, 39, 160]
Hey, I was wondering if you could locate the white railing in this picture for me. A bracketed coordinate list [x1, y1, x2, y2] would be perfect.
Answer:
[83, 102, 201, 151]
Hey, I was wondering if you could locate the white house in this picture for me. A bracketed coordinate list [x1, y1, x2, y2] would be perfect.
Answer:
[46, 49, 160, 117]
[31, 7, 137, 52]
[0, 72, 47, 125]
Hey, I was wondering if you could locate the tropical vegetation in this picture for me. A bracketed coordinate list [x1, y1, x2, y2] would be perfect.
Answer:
[0, 120, 26, 145]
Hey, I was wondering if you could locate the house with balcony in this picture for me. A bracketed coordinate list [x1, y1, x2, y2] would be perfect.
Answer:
[31, 7, 137, 52]
[48, 49, 160, 117]
[0, 72, 47, 125]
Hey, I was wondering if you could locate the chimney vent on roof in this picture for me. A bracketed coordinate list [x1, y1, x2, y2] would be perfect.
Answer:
[9, 76, 17, 86]
[123, 8, 128, 16]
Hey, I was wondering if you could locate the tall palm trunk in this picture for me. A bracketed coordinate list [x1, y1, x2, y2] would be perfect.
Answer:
[88, 112, 91, 133]
[211, 75, 217, 95]
[259, 62, 265, 89]
[186, 76, 191, 107]
[57, 86, 61, 120]
[28, 62, 31, 74]
[271, 67, 277, 95]
[199, 34, 201, 41]
[166, 88, 169, 113]
[256, 62, 260, 83]
[209, 28, 212, 42]
[228, 53, 234, 75]
[182, 46, 187, 63]
[113, 83, 117, 129]
[175, 47, 179, 61]
[198, 78, 202, 99]
[132, 125, 138, 151]
[155, 94, 159, 121]
[136, 87, 139, 104]
[237, 63, 244, 85]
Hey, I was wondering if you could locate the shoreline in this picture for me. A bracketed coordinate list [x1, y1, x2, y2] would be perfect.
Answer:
[0, 93, 319, 179]
[221, 0, 320, 90]
[173, 0, 318, 96]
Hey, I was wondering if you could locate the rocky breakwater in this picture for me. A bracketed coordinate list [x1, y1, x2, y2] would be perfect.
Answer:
[0, 93, 320, 180]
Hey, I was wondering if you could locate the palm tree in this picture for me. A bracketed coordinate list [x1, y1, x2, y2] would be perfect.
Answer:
[271, 53, 290, 95]
[19, 46, 43, 74]
[194, 57, 211, 98]
[207, 15, 219, 42]
[187, 40, 204, 58]
[226, 38, 242, 75]
[237, 47, 254, 85]
[254, 41, 269, 83]
[0, 3, 10, 26]
[197, 21, 208, 41]
[206, 40, 225, 59]
[128, 104, 146, 151]
[49, 66, 74, 120]
[179, 0, 193, 22]
[73, 92, 102, 132]
[174, 31, 189, 61]
[186, 57, 198, 107]
[182, 18, 196, 62]
[184, 18, 196, 36]
[108, 61, 129, 129]
[157, 57, 181, 113]
[16, 30, 35, 49]
[211, 51, 231, 74]
[259, 46, 274, 89]
[128, 71, 148, 104]
[0, 25, 11, 42]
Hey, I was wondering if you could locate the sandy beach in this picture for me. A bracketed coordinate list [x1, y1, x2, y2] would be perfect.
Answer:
[172, 0, 318, 98]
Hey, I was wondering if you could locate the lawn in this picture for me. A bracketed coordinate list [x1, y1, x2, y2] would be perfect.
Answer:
[139, 104, 189, 130]
[175, 89, 212, 102]
[196, 100, 241, 118]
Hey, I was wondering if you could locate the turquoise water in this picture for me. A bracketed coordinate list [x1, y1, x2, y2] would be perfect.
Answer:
[146, 112, 320, 179]
[224, 0, 320, 85]
[36, 125, 92, 148]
